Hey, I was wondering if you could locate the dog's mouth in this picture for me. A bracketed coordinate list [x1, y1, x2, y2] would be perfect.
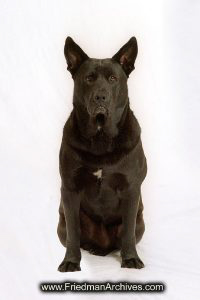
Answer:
[95, 113, 106, 127]
[92, 106, 108, 130]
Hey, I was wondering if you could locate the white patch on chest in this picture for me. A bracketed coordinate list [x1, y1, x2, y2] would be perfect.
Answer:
[93, 168, 102, 179]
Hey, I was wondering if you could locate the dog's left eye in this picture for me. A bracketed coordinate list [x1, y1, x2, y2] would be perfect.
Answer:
[109, 75, 117, 82]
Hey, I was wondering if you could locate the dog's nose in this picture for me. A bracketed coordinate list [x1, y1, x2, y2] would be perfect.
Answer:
[94, 92, 106, 102]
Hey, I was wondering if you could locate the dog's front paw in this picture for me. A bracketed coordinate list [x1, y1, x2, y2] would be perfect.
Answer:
[58, 260, 81, 272]
[121, 257, 144, 269]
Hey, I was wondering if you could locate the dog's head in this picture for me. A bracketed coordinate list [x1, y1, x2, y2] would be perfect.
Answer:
[64, 37, 138, 139]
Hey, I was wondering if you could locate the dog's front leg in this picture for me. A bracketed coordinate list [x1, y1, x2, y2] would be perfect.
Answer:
[58, 186, 81, 272]
[121, 185, 144, 269]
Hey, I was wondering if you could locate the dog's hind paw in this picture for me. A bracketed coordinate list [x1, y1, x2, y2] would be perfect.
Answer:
[81, 243, 116, 256]
[121, 257, 144, 269]
[89, 247, 112, 256]
[58, 260, 81, 272]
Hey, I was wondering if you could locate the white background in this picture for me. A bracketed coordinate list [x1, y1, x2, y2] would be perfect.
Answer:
[0, 0, 200, 299]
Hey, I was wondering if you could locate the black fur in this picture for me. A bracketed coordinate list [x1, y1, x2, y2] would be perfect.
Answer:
[57, 37, 147, 272]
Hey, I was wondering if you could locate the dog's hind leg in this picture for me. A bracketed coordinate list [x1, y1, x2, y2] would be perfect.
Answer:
[57, 199, 67, 247]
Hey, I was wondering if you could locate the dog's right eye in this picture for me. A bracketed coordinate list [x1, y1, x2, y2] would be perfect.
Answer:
[85, 74, 95, 82]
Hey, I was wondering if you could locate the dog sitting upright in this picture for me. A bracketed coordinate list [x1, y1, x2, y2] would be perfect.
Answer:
[57, 37, 147, 272]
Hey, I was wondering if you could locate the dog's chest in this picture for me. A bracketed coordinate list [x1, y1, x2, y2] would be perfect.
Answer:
[74, 165, 129, 221]
[92, 168, 103, 180]
[74, 165, 128, 195]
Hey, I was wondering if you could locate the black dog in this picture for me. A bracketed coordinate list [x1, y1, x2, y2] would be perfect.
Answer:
[57, 37, 147, 272]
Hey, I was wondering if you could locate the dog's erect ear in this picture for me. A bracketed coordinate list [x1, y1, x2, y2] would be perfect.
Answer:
[112, 37, 138, 77]
[64, 37, 89, 77]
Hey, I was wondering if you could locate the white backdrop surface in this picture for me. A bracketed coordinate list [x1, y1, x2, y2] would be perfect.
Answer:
[0, 0, 200, 299]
